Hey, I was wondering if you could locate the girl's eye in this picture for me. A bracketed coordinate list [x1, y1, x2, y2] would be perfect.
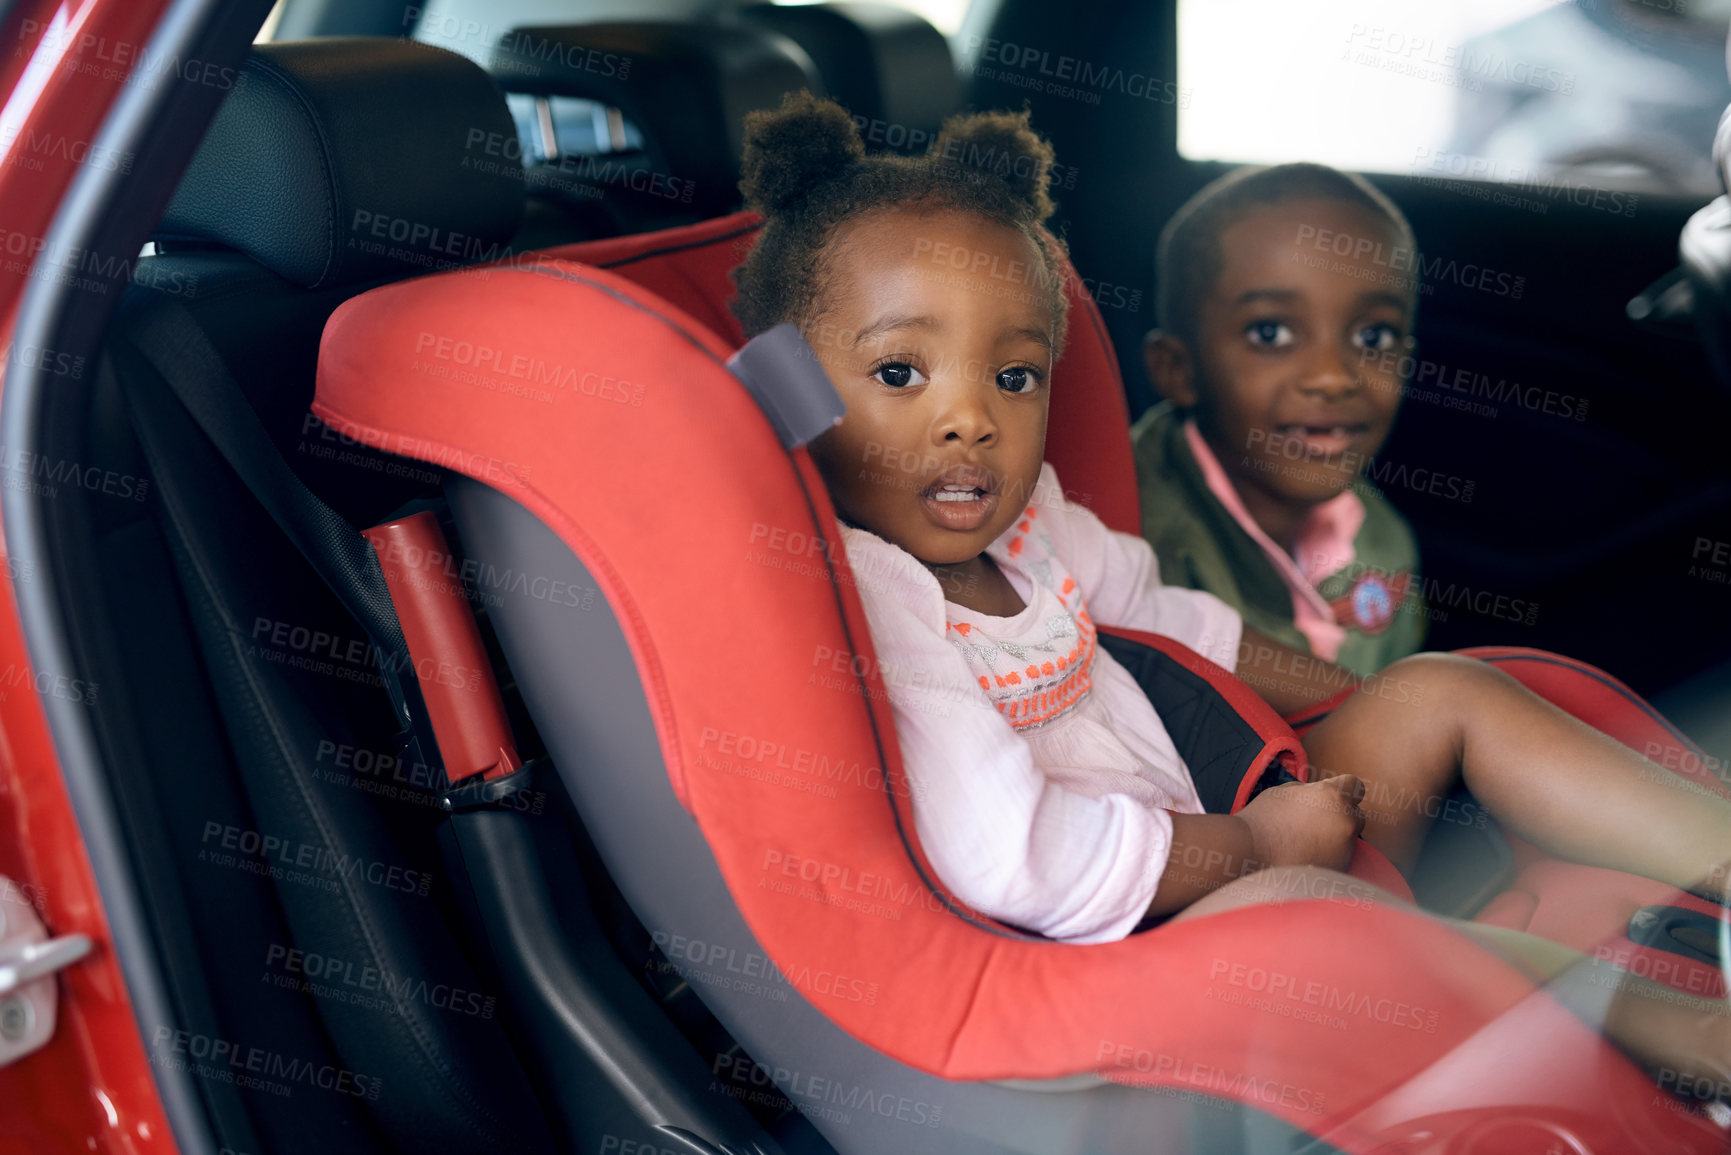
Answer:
[996, 365, 1041, 394]
[872, 361, 927, 388]
[1352, 323, 1403, 353]
[1245, 320, 1295, 348]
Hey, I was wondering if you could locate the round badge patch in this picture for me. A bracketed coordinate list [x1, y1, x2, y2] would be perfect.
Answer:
[1349, 573, 1395, 631]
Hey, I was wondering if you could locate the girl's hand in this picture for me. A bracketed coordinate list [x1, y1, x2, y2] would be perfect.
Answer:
[1238, 774, 1366, 872]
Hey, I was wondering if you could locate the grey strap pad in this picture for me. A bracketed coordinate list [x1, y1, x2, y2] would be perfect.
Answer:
[726, 323, 845, 450]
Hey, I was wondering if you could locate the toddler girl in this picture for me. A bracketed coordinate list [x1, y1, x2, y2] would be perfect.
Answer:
[730, 91, 1731, 1092]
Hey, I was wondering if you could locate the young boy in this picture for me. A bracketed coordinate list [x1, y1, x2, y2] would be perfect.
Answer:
[1131, 164, 1426, 677]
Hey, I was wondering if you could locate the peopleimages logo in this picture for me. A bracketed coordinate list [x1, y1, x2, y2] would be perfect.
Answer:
[711, 1054, 943, 1128]
[653, 928, 881, 1005]
[0, 339, 86, 380]
[16, 22, 245, 92]
[1292, 224, 1525, 299]
[151, 1026, 383, 1100]
[960, 35, 1188, 107]
[200, 820, 433, 897]
[1342, 25, 1574, 95]
[760, 849, 950, 919]
[695, 725, 917, 800]
[263, 944, 497, 1019]
[1410, 147, 1637, 219]
[1207, 958, 1440, 1032]
[248, 614, 482, 693]
[0, 126, 134, 174]
[1243, 429, 1475, 506]
[0, 228, 200, 299]
[1096, 1042, 1327, 1115]
[1358, 347, 1589, 423]
[412, 331, 645, 405]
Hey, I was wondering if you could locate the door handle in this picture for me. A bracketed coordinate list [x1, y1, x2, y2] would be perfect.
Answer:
[0, 874, 91, 1067]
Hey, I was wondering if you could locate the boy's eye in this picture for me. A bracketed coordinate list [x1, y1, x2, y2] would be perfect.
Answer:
[872, 361, 927, 388]
[996, 365, 1041, 394]
[1245, 320, 1294, 348]
[1353, 323, 1403, 353]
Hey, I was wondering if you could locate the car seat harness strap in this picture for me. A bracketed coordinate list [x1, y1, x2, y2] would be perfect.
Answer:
[119, 305, 451, 784]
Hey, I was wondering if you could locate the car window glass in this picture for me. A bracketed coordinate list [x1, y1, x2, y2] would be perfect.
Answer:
[1180, 0, 1731, 198]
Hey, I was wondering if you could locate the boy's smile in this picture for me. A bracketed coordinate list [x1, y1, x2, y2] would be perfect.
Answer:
[1147, 197, 1411, 550]
[803, 206, 1056, 607]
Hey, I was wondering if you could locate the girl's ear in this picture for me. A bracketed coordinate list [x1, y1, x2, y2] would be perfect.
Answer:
[1143, 330, 1198, 408]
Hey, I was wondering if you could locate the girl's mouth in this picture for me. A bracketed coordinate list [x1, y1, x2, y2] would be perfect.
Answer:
[921, 465, 999, 532]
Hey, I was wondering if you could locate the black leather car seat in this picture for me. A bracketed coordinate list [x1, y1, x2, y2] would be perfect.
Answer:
[82, 37, 555, 1155]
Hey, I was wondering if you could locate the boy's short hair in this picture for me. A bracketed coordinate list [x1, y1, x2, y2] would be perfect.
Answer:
[1155, 163, 1417, 347]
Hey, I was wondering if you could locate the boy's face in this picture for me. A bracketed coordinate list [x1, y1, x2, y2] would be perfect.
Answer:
[804, 207, 1055, 567]
[1158, 197, 1412, 508]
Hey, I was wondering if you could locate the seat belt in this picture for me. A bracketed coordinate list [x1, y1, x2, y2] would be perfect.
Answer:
[116, 304, 446, 781]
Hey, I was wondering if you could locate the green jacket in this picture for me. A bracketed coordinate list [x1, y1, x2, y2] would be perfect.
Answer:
[1129, 402, 1426, 676]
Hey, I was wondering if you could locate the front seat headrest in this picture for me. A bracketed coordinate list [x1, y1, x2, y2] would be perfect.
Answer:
[490, 23, 821, 215]
[157, 38, 524, 290]
[737, 2, 957, 153]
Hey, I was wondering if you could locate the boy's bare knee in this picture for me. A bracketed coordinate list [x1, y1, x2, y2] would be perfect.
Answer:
[1386, 651, 1476, 681]
[1374, 650, 1507, 705]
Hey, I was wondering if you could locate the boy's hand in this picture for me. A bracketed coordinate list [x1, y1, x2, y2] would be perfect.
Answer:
[1237, 774, 1366, 872]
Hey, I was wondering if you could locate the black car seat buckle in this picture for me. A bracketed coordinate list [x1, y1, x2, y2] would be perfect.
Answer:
[1627, 903, 1729, 971]
[439, 760, 545, 814]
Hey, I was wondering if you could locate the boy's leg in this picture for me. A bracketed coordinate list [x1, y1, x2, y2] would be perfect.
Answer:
[1301, 653, 1731, 890]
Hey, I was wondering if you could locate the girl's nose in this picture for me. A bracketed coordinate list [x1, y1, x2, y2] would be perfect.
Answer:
[932, 379, 999, 447]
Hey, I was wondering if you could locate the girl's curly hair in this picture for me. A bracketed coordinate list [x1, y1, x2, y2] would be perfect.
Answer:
[731, 91, 1070, 352]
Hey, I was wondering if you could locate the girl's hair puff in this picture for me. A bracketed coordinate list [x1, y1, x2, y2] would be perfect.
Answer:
[731, 91, 1070, 352]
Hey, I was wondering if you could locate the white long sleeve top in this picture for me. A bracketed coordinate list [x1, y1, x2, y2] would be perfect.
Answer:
[839, 463, 1245, 942]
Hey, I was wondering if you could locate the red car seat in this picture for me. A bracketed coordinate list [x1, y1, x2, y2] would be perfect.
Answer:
[545, 212, 1731, 1002]
[313, 251, 1730, 1152]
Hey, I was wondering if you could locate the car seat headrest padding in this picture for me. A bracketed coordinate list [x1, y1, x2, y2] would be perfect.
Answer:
[157, 38, 524, 289]
[306, 261, 1679, 1136]
[491, 23, 820, 214]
